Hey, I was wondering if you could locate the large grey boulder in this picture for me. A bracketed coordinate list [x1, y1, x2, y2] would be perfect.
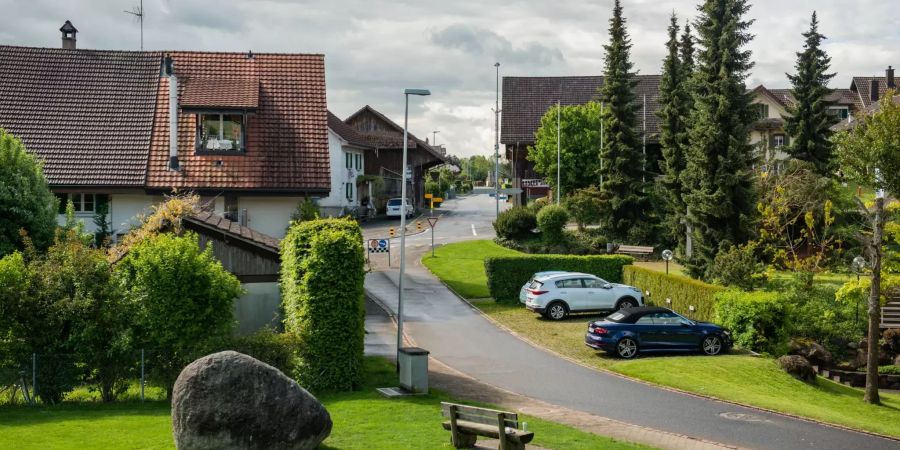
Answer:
[778, 355, 817, 384]
[788, 338, 832, 368]
[172, 351, 332, 450]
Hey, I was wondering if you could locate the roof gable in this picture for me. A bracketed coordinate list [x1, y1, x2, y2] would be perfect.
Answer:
[0, 45, 162, 186]
[500, 75, 661, 145]
[344, 105, 445, 161]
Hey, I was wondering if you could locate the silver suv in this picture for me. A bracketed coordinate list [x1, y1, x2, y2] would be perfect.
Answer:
[523, 272, 643, 320]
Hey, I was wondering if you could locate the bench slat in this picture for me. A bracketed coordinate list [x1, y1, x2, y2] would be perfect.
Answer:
[441, 403, 519, 427]
[441, 421, 535, 444]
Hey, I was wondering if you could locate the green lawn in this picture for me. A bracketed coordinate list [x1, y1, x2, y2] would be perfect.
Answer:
[0, 357, 650, 450]
[422, 239, 521, 298]
[426, 240, 900, 438]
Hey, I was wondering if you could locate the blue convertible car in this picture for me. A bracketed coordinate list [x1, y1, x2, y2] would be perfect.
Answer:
[584, 306, 732, 359]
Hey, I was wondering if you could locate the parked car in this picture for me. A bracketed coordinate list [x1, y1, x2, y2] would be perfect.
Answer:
[584, 306, 732, 359]
[523, 272, 643, 320]
[519, 271, 567, 304]
[386, 197, 415, 218]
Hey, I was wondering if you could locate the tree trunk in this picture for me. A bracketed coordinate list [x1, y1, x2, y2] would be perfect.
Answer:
[864, 196, 884, 404]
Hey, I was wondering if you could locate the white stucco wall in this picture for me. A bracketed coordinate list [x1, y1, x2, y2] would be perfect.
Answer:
[110, 194, 155, 236]
[319, 129, 363, 216]
[238, 196, 303, 239]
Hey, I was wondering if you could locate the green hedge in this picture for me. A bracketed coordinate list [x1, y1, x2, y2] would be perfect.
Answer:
[715, 290, 791, 354]
[485, 255, 633, 303]
[621, 266, 723, 322]
[281, 218, 365, 392]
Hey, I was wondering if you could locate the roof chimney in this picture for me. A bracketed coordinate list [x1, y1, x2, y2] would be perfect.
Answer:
[60, 20, 77, 50]
[888, 66, 896, 89]
[164, 55, 180, 171]
[871, 79, 880, 103]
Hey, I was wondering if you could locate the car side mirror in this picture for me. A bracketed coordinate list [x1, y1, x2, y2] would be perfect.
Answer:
[603, 283, 612, 289]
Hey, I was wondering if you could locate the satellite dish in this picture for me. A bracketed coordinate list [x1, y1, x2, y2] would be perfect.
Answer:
[662, 249, 674, 261]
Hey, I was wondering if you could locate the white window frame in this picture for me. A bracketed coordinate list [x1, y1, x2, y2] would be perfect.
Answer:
[60, 193, 96, 214]
[773, 135, 785, 148]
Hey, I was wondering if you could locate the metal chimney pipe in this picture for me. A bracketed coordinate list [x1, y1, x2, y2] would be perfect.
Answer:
[888, 66, 896, 89]
[166, 56, 180, 171]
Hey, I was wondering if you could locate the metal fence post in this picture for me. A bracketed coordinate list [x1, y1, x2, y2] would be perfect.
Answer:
[141, 349, 145, 402]
[32, 353, 36, 403]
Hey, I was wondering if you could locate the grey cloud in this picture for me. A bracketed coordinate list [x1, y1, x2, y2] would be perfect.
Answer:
[431, 24, 564, 66]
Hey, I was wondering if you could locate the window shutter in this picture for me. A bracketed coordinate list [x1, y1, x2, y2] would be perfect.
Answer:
[95, 194, 109, 212]
[55, 193, 68, 214]
[783, 135, 790, 147]
[768, 134, 776, 149]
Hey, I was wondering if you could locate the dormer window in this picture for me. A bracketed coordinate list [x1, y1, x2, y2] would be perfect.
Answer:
[197, 113, 245, 153]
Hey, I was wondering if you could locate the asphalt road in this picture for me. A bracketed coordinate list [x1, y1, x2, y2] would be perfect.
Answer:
[364, 194, 900, 450]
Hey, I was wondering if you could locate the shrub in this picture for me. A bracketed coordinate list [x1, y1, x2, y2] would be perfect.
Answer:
[0, 128, 57, 256]
[492, 206, 537, 240]
[115, 232, 242, 397]
[622, 265, 722, 322]
[879, 365, 900, 375]
[715, 290, 791, 354]
[564, 186, 603, 230]
[282, 219, 365, 392]
[537, 204, 568, 243]
[485, 254, 633, 303]
[290, 197, 320, 222]
[706, 243, 767, 290]
[218, 328, 300, 376]
[527, 197, 549, 214]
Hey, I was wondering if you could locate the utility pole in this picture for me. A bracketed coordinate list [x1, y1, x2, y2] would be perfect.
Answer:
[432, 130, 439, 147]
[600, 102, 605, 187]
[494, 62, 501, 218]
[642, 94, 647, 184]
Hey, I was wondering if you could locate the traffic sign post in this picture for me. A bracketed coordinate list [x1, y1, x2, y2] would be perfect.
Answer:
[426, 217, 439, 257]
[367, 238, 391, 267]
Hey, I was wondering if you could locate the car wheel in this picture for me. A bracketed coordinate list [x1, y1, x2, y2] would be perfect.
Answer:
[616, 337, 639, 359]
[546, 302, 567, 321]
[701, 335, 723, 356]
[616, 297, 638, 311]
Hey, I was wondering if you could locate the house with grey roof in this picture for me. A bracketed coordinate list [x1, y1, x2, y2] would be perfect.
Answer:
[500, 75, 661, 205]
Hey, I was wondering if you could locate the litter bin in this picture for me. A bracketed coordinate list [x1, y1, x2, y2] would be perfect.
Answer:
[398, 347, 429, 394]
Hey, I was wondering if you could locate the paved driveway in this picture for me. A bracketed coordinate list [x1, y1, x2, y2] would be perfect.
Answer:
[364, 194, 899, 450]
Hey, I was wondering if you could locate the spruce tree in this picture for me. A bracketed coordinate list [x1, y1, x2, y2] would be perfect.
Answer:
[681, 0, 758, 279]
[657, 15, 693, 252]
[598, 0, 649, 243]
[784, 11, 836, 175]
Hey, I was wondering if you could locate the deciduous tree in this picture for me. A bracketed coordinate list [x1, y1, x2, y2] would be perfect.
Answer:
[0, 128, 57, 256]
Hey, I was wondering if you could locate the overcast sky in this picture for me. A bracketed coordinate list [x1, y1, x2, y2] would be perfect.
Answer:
[2, 0, 898, 157]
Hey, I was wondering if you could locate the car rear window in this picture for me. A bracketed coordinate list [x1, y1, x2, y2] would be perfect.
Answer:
[528, 280, 543, 289]
[387, 199, 401, 206]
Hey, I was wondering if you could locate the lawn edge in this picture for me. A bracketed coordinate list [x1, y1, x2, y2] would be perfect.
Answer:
[421, 255, 900, 444]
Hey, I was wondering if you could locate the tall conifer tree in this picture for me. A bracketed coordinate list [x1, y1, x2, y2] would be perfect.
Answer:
[598, 0, 649, 242]
[657, 15, 693, 252]
[681, 0, 757, 279]
[784, 12, 836, 175]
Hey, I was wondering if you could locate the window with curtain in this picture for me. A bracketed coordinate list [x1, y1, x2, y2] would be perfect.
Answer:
[197, 114, 244, 152]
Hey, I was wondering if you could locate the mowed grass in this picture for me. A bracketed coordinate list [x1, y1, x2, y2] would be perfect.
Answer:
[473, 299, 900, 438]
[429, 241, 900, 438]
[0, 357, 651, 450]
[422, 239, 521, 298]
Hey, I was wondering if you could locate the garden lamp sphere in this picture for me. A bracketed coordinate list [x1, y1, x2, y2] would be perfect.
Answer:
[662, 249, 674, 261]
[852, 256, 866, 272]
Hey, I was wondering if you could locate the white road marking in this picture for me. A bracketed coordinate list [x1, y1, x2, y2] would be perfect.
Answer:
[471, 224, 478, 236]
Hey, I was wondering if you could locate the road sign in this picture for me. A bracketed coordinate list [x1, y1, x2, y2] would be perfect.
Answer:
[499, 188, 523, 195]
[366, 238, 391, 266]
[424, 193, 433, 199]
[426, 217, 439, 228]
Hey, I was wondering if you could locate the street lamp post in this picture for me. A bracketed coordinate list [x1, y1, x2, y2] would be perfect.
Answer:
[662, 249, 674, 275]
[494, 62, 500, 218]
[432, 130, 439, 147]
[397, 88, 431, 372]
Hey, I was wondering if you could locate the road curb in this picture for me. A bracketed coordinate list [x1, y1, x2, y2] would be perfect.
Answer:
[420, 260, 900, 445]
[364, 279, 737, 450]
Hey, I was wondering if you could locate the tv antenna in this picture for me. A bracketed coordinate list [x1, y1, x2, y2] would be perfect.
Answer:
[124, 0, 144, 50]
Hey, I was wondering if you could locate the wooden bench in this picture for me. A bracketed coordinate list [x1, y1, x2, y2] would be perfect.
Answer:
[441, 402, 534, 450]
[614, 244, 654, 260]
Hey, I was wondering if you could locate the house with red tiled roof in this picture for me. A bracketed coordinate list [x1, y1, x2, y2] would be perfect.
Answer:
[0, 22, 331, 240]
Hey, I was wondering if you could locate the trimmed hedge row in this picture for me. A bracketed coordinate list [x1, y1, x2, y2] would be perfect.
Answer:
[621, 265, 723, 322]
[281, 218, 365, 392]
[485, 255, 633, 303]
[714, 290, 790, 354]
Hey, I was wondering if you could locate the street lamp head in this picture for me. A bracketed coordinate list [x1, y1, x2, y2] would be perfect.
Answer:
[662, 249, 674, 261]
[852, 256, 866, 272]
[404, 88, 431, 96]
[494, 62, 500, 67]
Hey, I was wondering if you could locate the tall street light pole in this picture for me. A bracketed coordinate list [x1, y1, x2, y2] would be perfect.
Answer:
[556, 100, 561, 204]
[432, 130, 439, 146]
[494, 62, 501, 218]
[397, 88, 431, 371]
